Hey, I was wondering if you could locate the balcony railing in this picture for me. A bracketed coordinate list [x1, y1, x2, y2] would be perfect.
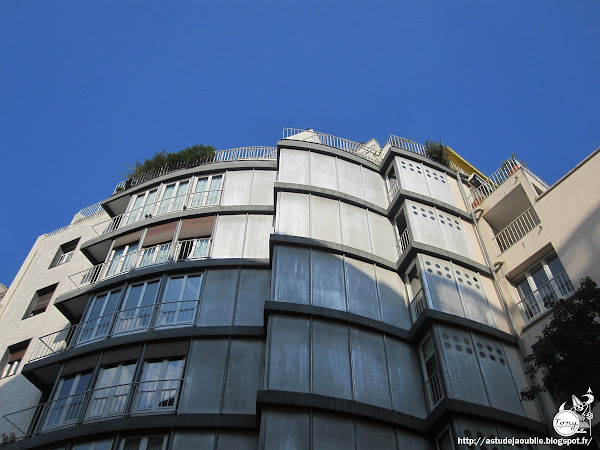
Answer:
[283, 128, 384, 164]
[492, 207, 540, 253]
[68, 238, 211, 290]
[29, 299, 204, 362]
[43, 202, 106, 239]
[3, 379, 182, 439]
[423, 369, 446, 412]
[387, 178, 400, 200]
[397, 227, 412, 258]
[93, 190, 222, 235]
[112, 146, 277, 195]
[517, 271, 575, 323]
[409, 289, 427, 322]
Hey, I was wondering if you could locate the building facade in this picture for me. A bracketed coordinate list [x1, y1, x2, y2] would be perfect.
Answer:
[0, 129, 595, 450]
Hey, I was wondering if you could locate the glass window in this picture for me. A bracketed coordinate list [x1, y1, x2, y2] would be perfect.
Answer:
[105, 243, 139, 278]
[133, 359, 184, 414]
[113, 281, 160, 334]
[515, 253, 574, 322]
[157, 180, 190, 216]
[50, 238, 80, 269]
[119, 436, 167, 450]
[73, 440, 113, 450]
[420, 335, 444, 410]
[1, 341, 29, 379]
[156, 275, 203, 328]
[126, 189, 158, 225]
[78, 289, 122, 344]
[24, 284, 57, 318]
[44, 371, 92, 429]
[86, 363, 136, 421]
[190, 174, 223, 208]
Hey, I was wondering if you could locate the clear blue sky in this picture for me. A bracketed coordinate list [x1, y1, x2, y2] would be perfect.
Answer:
[1, 1, 598, 285]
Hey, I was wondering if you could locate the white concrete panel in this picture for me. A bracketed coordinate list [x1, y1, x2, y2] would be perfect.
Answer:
[503, 345, 543, 421]
[473, 334, 523, 414]
[250, 170, 276, 205]
[397, 157, 428, 196]
[439, 214, 472, 259]
[351, 328, 392, 408]
[243, 215, 272, 258]
[276, 192, 309, 237]
[455, 268, 495, 327]
[438, 326, 488, 405]
[375, 266, 412, 329]
[212, 215, 246, 258]
[222, 340, 264, 414]
[368, 211, 397, 261]
[407, 201, 444, 249]
[422, 255, 463, 317]
[386, 337, 428, 418]
[480, 276, 511, 333]
[222, 170, 252, 206]
[361, 167, 387, 208]
[346, 257, 380, 321]
[267, 316, 310, 392]
[424, 166, 455, 206]
[340, 202, 371, 252]
[310, 196, 341, 244]
[273, 246, 310, 305]
[464, 222, 485, 264]
[311, 250, 346, 311]
[336, 158, 364, 199]
[235, 269, 269, 326]
[312, 320, 352, 399]
[279, 149, 309, 185]
[310, 151, 338, 190]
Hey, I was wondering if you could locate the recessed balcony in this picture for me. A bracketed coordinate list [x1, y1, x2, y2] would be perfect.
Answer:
[68, 238, 211, 291]
[492, 207, 541, 253]
[423, 368, 446, 412]
[3, 378, 182, 440]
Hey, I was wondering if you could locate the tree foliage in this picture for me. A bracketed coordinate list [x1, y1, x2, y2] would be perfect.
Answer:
[425, 139, 451, 167]
[125, 144, 216, 180]
[520, 277, 600, 403]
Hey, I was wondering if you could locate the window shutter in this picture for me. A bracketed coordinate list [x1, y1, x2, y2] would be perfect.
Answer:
[143, 222, 178, 247]
[144, 340, 189, 359]
[31, 291, 54, 314]
[8, 349, 26, 362]
[179, 216, 215, 240]
[114, 230, 144, 248]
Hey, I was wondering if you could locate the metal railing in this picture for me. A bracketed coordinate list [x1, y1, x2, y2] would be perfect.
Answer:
[112, 147, 276, 195]
[3, 379, 182, 439]
[517, 271, 574, 323]
[423, 369, 446, 412]
[30, 299, 203, 362]
[397, 227, 412, 258]
[68, 239, 211, 290]
[43, 202, 106, 238]
[387, 178, 400, 200]
[282, 128, 383, 164]
[492, 207, 540, 253]
[409, 289, 427, 322]
[93, 190, 222, 235]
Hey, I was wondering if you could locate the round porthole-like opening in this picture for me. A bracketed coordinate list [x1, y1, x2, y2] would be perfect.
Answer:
[444, 343, 451, 349]
[466, 348, 473, 354]
[453, 336, 459, 342]
[480, 352, 486, 358]
[477, 342, 483, 348]
[442, 333, 449, 339]
[455, 345, 462, 351]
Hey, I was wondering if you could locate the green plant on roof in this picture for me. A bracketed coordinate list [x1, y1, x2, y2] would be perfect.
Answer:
[424, 139, 450, 167]
[124, 144, 216, 180]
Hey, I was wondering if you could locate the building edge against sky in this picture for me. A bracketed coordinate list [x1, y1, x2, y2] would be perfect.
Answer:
[0, 128, 597, 449]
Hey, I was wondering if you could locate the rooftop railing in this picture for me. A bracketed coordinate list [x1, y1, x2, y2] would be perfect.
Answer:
[28, 299, 204, 363]
[43, 202, 105, 239]
[68, 238, 211, 291]
[282, 128, 384, 164]
[93, 190, 222, 236]
[112, 146, 276, 195]
[492, 207, 540, 253]
[517, 271, 574, 324]
[3, 378, 182, 439]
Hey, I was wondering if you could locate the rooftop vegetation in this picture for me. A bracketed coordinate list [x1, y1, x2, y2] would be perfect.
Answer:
[424, 139, 451, 167]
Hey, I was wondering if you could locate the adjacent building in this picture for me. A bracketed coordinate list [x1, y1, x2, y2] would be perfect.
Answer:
[0, 128, 596, 449]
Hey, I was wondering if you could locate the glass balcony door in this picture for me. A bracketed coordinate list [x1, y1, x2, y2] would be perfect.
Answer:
[86, 363, 135, 421]
[77, 289, 122, 344]
[113, 281, 160, 335]
[126, 189, 158, 225]
[157, 181, 189, 216]
[190, 175, 222, 208]
[105, 244, 139, 278]
[156, 275, 202, 328]
[133, 359, 184, 414]
[43, 372, 92, 430]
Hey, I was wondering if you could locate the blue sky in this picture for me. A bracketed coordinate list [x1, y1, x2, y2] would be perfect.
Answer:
[0, 1, 598, 285]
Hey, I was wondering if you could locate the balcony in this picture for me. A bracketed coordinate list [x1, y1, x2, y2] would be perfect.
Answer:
[28, 299, 203, 362]
[492, 207, 541, 253]
[517, 271, 575, 324]
[423, 369, 446, 412]
[3, 378, 182, 439]
[93, 190, 222, 236]
[396, 227, 412, 259]
[409, 288, 427, 323]
[68, 238, 211, 291]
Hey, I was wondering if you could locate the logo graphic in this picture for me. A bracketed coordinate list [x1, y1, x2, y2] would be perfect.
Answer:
[553, 387, 594, 437]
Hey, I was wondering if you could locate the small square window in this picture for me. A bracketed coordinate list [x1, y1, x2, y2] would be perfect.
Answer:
[49, 238, 80, 269]
[1, 340, 29, 378]
[23, 284, 58, 319]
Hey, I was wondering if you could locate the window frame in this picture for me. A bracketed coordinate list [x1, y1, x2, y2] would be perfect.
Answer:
[49, 238, 80, 269]
[1, 340, 29, 379]
[23, 284, 58, 319]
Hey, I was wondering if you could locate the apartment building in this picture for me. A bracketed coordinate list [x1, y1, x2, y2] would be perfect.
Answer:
[1, 128, 595, 449]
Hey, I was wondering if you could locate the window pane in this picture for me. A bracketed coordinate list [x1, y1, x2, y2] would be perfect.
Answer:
[531, 264, 549, 289]
[121, 438, 142, 450]
[516, 278, 533, 299]
[146, 436, 165, 450]
[182, 276, 202, 300]
[164, 278, 184, 302]
[546, 254, 566, 278]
